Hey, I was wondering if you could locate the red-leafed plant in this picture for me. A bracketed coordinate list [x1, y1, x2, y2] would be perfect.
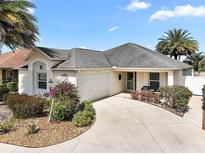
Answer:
[49, 82, 80, 122]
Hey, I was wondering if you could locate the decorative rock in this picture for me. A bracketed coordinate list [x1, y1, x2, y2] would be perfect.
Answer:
[0, 105, 13, 123]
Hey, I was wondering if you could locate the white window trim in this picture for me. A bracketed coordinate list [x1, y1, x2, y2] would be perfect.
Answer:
[36, 72, 47, 90]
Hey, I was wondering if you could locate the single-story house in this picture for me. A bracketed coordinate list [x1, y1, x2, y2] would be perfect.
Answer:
[18, 43, 192, 101]
[0, 49, 32, 84]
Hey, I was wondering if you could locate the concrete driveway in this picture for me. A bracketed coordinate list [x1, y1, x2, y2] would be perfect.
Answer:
[1, 94, 205, 153]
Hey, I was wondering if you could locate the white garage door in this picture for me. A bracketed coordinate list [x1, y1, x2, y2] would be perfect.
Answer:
[78, 72, 110, 101]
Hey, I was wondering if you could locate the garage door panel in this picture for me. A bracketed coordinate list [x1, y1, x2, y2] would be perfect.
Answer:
[78, 72, 110, 101]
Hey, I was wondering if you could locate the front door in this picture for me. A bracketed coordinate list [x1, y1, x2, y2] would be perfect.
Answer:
[126, 72, 136, 91]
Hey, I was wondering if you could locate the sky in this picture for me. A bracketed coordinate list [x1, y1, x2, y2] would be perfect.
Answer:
[2, 0, 205, 52]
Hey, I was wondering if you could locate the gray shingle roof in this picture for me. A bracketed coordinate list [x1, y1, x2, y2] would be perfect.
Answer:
[104, 43, 192, 69]
[52, 48, 111, 69]
[37, 47, 69, 59]
[35, 43, 192, 70]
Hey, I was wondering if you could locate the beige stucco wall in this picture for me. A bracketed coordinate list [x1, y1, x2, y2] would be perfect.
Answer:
[109, 71, 126, 95]
[174, 70, 183, 86]
[136, 72, 149, 90]
[160, 72, 167, 87]
[199, 72, 205, 76]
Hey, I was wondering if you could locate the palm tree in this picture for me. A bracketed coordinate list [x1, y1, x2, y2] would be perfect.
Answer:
[156, 29, 198, 60]
[183, 52, 205, 73]
[0, 0, 38, 52]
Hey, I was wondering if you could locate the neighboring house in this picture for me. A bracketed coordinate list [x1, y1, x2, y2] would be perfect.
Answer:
[0, 49, 32, 83]
[18, 43, 192, 101]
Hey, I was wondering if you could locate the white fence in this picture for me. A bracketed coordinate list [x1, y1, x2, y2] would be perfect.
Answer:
[183, 76, 205, 95]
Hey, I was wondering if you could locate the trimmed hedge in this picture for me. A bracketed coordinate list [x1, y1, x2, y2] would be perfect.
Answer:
[5, 94, 48, 119]
[160, 86, 192, 112]
[51, 101, 73, 121]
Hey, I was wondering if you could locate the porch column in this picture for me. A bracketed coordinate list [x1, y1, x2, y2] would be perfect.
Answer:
[168, 71, 174, 86]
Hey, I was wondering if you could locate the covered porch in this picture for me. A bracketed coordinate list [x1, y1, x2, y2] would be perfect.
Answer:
[114, 68, 183, 92]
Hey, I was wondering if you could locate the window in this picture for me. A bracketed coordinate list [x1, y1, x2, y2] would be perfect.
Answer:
[150, 73, 160, 91]
[37, 73, 47, 89]
[183, 69, 192, 76]
[40, 65, 43, 70]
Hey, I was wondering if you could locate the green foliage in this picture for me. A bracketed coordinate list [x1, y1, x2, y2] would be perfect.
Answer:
[0, 122, 12, 134]
[49, 82, 80, 122]
[5, 94, 47, 119]
[51, 101, 73, 121]
[160, 86, 192, 112]
[7, 82, 18, 92]
[156, 28, 198, 60]
[0, 0, 39, 51]
[183, 52, 205, 72]
[28, 123, 39, 135]
[202, 85, 205, 110]
[0, 83, 5, 88]
[72, 100, 95, 127]
[0, 87, 10, 101]
[72, 110, 92, 127]
[81, 100, 95, 114]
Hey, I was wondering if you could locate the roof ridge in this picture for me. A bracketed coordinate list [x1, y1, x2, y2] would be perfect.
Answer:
[71, 48, 102, 53]
[104, 42, 132, 52]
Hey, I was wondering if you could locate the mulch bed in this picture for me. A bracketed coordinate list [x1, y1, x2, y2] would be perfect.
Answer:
[0, 104, 13, 123]
[0, 116, 94, 148]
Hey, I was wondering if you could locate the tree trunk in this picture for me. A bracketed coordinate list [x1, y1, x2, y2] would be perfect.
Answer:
[202, 110, 205, 130]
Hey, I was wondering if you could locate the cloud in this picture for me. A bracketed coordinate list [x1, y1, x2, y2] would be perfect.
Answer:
[125, 0, 151, 12]
[150, 4, 205, 21]
[108, 26, 119, 32]
[80, 46, 87, 49]
[28, 8, 35, 14]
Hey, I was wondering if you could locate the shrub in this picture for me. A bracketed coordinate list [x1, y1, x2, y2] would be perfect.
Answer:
[0, 87, 10, 101]
[131, 91, 141, 100]
[160, 86, 192, 112]
[0, 122, 12, 134]
[72, 110, 92, 127]
[51, 101, 73, 121]
[81, 100, 95, 114]
[0, 83, 5, 88]
[5, 94, 47, 119]
[7, 82, 18, 92]
[50, 82, 80, 121]
[131, 91, 160, 104]
[28, 123, 39, 135]
[72, 100, 95, 127]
